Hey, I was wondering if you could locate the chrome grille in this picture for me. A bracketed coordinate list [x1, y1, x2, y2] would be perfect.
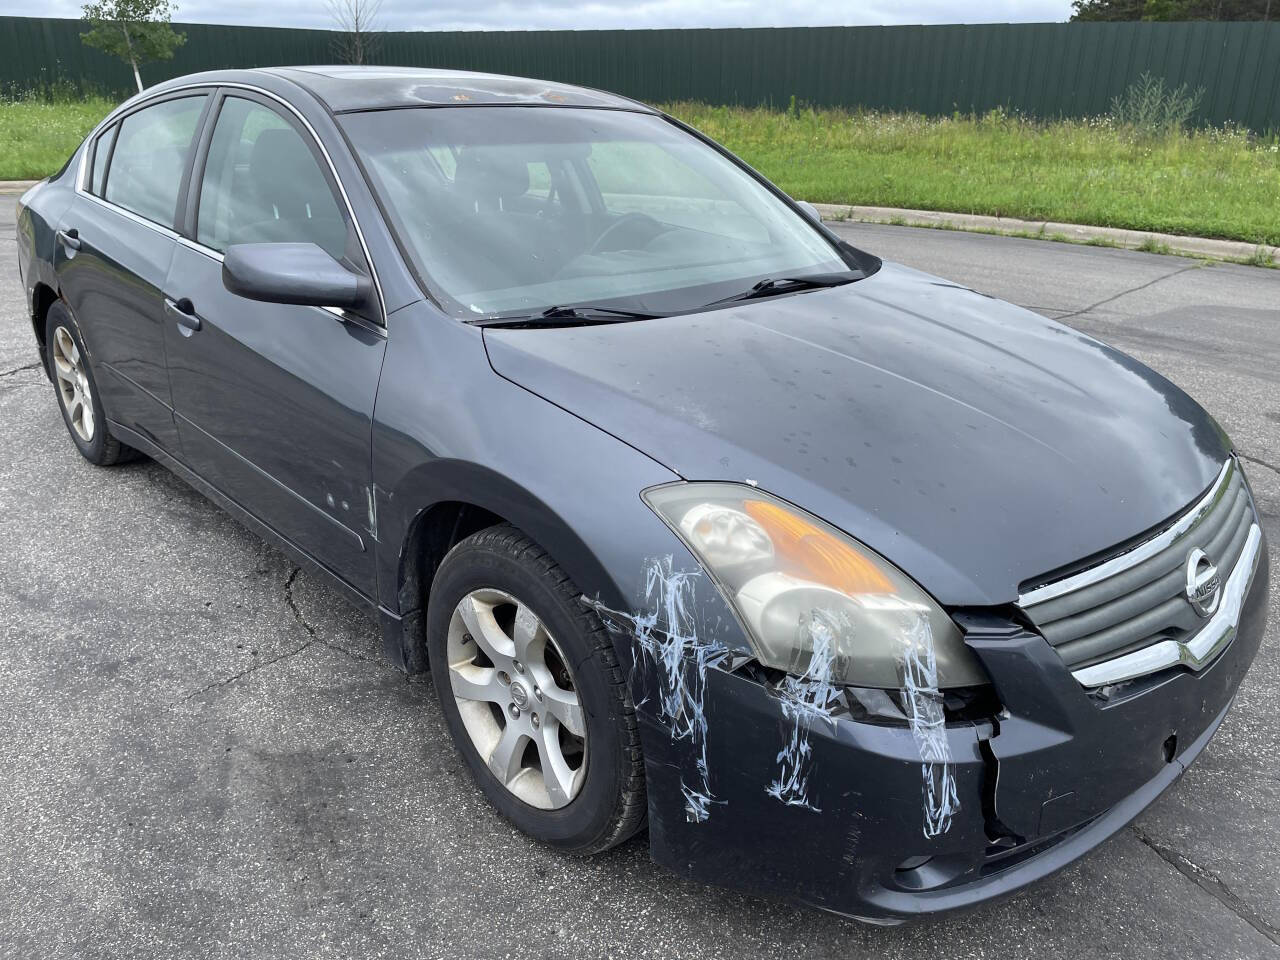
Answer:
[1019, 459, 1258, 685]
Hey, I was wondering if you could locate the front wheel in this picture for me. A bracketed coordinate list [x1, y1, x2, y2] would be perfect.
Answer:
[427, 524, 646, 854]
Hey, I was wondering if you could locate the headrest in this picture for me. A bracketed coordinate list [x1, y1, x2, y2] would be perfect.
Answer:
[453, 148, 530, 211]
[249, 128, 328, 217]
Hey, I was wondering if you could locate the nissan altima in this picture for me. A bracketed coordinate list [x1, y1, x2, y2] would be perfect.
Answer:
[14, 66, 1269, 923]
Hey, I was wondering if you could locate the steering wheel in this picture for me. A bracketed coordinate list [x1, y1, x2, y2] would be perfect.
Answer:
[588, 212, 672, 254]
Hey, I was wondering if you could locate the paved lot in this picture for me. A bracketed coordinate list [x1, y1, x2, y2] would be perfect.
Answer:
[1, 198, 1278, 959]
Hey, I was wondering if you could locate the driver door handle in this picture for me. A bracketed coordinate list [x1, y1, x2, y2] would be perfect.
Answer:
[56, 228, 81, 251]
[164, 297, 202, 333]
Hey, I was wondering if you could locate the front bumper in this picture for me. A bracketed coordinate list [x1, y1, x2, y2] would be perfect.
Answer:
[635, 534, 1269, 922]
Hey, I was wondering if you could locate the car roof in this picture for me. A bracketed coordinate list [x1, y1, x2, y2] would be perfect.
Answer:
[257, 65, 656, 114]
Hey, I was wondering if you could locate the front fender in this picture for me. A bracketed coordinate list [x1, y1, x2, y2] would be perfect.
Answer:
[371, 302, 741, 640]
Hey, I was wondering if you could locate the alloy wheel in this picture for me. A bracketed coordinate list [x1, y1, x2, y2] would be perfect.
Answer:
[52, 326, 95, 443]
[447, 588, 587, 809]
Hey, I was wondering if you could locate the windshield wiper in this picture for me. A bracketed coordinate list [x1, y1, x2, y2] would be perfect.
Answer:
[471, 304, 665, 328]
[702, 271, 862, 309]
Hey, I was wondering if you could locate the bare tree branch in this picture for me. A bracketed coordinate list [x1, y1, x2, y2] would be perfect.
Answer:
[328, 0, 383, 65]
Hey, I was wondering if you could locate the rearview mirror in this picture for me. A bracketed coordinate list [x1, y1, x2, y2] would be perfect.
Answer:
[222, 242, 371, 311]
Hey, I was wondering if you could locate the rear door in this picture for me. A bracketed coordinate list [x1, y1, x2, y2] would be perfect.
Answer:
[162, 90, 385, 598]
[55, 92, 211, 453]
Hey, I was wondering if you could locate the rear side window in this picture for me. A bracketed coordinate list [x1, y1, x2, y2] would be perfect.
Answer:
[105, 95, 208, 229]
[90, 123, 117, 197]
[195, 96, 349, 260]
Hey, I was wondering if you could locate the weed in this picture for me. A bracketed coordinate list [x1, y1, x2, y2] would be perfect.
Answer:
[1244, 245, 1276, 268]
[1136, 235, 1174, 255]
[1109, 73, 1204, 139]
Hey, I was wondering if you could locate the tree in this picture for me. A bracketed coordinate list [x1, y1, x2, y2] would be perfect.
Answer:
[1071, 0, 1274, 18]
[329, 0, 384, 65]
[1071, 0, 1145, 18]
[81, 0, 185, 94]
[1070, 0, 1258, 16]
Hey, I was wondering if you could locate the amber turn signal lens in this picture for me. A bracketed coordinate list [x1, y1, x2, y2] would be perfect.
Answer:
[744, 499, 894, 595]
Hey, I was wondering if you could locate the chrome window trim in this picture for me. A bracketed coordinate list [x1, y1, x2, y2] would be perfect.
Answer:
[78, 189, 183, 241]
[1018, 458, 1235, 608]
[73, 79, 387, 326]
[1071, 522, 1261, 688]
[177, 234, 223, 261]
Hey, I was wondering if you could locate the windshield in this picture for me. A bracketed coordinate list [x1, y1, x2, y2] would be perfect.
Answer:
[340, 107, 853, 319]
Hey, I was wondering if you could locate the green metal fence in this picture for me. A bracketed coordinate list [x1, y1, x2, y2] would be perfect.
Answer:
[3, 16, 1279, 130]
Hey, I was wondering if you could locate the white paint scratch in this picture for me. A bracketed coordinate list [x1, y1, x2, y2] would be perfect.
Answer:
[631, 556, 731, 822]
[766, 609, 844, 812]
[588, 557, 730, 823]
[901, 612, 959, 839]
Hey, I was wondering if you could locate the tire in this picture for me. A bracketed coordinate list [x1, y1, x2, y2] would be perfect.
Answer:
[45, 301, 139, 466]
[427, 524, 646, 854]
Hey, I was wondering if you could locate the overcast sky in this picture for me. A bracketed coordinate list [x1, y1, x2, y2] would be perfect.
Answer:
[4, 1, 1074, 32]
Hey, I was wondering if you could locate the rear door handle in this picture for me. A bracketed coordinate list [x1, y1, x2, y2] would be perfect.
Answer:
[164, 297, 202, 333]
[56, 228, 81, 251]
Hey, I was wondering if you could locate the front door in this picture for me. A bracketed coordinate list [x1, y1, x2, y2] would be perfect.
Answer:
[162, 92, 386, 598]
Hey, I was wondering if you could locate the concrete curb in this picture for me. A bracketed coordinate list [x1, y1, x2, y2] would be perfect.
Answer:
[811, 203, 1277, 265]
[0, 180, 39, 196]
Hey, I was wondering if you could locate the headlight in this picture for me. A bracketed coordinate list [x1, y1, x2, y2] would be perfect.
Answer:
[643, 482, 988, 689]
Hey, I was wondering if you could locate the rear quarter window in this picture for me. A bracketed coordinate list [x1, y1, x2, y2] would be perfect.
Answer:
[90, 123, 118, 197]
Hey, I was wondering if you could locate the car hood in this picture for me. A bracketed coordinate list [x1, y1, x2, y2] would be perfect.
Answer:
[483, 262, 1230, 605]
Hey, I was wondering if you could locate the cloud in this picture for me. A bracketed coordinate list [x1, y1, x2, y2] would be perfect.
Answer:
[11, 0, 1073, 31]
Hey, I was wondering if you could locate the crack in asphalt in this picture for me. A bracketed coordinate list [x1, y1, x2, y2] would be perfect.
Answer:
[1237, 452, 1280, 480]
[1131, 825, 1280, 946]
[174, 638, 317, 706]
[284, 567, 317, 639]
[284, 566, 380, 665]
[1055, 263, 1206, 323]
[172, 566, 381, 707]
[1016, 303, 1072, 317]
[0, 360, 41, 378]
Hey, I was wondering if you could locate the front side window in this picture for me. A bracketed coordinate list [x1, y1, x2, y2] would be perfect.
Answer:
[104, 95, 207, 229]
[196, 96, 348, 260]
[340, 107, 848, 318]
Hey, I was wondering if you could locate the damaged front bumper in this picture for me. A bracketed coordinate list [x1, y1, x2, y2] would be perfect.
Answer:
[630, 536, 1269, 922]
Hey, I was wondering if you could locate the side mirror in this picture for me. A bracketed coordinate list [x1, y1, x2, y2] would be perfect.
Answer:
[222, 242, 371, 311]
[796, 200, 823, 223]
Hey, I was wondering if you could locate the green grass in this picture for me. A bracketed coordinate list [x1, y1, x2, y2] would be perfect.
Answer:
[3, 97, 1278, 247]
[0, 96, 117, 180]
[663, 103, 1280, 246]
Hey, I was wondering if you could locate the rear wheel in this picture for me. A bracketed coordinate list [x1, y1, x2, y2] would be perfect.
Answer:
[427, 524, 646, 854]
[45, 302, 137, 466]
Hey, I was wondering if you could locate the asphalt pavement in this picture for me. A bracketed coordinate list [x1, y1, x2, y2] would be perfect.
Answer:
[2, 198, 1278, 959]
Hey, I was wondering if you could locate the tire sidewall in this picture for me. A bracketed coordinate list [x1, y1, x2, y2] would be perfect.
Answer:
[45, 302, 109, 463]
[427, 535, 627, 850]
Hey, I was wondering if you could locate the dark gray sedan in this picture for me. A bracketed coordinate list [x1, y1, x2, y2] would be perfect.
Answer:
[15, 66, 1269, 923]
